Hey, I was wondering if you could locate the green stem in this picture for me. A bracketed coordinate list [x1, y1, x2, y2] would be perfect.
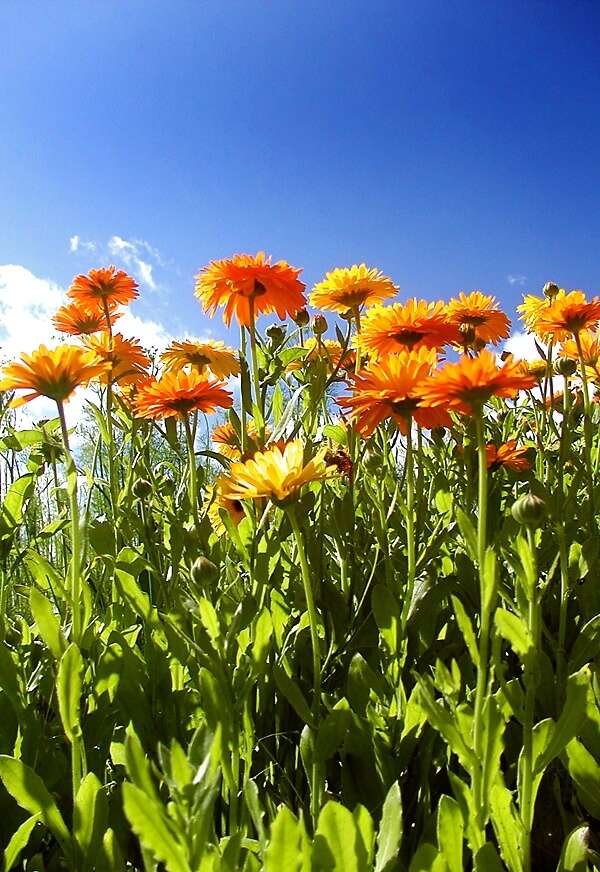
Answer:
[400, 417, 416, 646]
[556, 375, 571, 705]
[184, 416, 200, 530]
[575, 331, 596, 527]
[57, 402, 82, 646]
[239, 325, 248, 456]
[520, 526, 540, 872]
[248, 298, 265, 445]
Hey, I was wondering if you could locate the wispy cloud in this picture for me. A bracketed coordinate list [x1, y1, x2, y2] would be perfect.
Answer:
[69, 235, 97, 254]
[69, 234, 169, 292]
[503, 330, 546, 361]
[107, 235, 157, 290]
[507, 274, 527, 286]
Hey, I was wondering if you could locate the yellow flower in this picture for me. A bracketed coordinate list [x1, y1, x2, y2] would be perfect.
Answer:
[0, 344, 109, 407]
[219, 440, 335, 504]
[309, 264, 398, 313]
[161, 339, 240, 379]
[517, 290, 566, 337]
[203, 478, 246, 536]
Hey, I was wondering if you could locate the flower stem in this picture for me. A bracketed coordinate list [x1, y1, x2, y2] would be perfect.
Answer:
[400, 416, 416, 651]
[248, 298, 265, 445]
[184, 416, 200, 530]
[520, 526, 540, 872]
[57, 402, 82, 645]
[575, 331, 596, 526]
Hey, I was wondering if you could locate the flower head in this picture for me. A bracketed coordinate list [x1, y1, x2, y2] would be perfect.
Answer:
[161, 339, 240, 379]
[309, 264, 398, 314]
[358, 300, 459, 356]
[446, 291, 510, 347]
[212, 420, 266, 460]
[0, 344, 109, 407]
[338, 348, 450, 436]
[559, 330, 600, 379]
[204, 477, 246, 536]
[52, 301, 121, 336]
[417, 349, 536, 415]
[195, 252, 306, 327]
[534, 290, 600, 341]
[219, 440, 335, 504]
[134, 370, 233, 419]
[286, 338, 355, 373]
[486, 440, 530, 471]
[67, 266, 139, 307]
[84, 333, 151, 386]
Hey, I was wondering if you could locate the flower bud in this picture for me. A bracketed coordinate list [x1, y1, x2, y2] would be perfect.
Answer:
[555, 357, 577, 377]
[132, 478, 152, 499]
[313, 315, 328, 336]
[511, 492, 547, 528]
[191, 555, 219, 586]
[543, 281, 560, 300]
[266, 324, 286, 346]
[293, 308, 310, 328]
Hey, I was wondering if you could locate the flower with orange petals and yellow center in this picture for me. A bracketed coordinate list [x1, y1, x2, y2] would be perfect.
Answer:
[486, 440, 530, 471]
[134, 370, 233, 419]
[533, 291, 600, 342]
[358, 300, 459, 357]
[161, 339, 240, 379]
[195, 252, 306, 327]
[559, 331, 600, 381]
[52, 301, 121, 336]
[338, 348, 450, 436]
[67, 266, 139, 308]
[0, 344, 109, 407]
[218, 440, 335, 504]
[445, 291, 511, 347]
[417, 349, 536, 415]
[309, 264, 398, 314]
[84, 333, 151, 386]
[212, 421, 266, 460]
[516, 292, 563, 336]
[204, 477, 246, 537]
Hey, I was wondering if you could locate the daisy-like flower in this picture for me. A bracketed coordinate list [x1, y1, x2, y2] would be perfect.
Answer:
[0, 344, 109, 407]
[358, 300, 459, 357]
[417, 349, 536, 415]
[534, 290, 600, 341]
[338, 348, 450, 436]
[84, 333, 151, 386]
[218, 440, 335, 504]
[558, 330, 600, 379]
[67, 266, 139, 308]
[309, 264, 398, 314]
[286, 338, 355, 373]
[204, 477, 246, 536]
[520, 359, 550, 382]
[212, 421, 266, 460]
[517, 293, 558, 336]
[195, 252, 306, 327]
[52, 301, 121, 336]
[134, 370, 233, 419]
[486, 440, 530, 471]
[446, 291, 510, 347]
[161, 339, 240, 379]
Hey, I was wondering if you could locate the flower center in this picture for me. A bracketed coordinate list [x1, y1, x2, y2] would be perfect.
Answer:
[391, 330, 426, 349]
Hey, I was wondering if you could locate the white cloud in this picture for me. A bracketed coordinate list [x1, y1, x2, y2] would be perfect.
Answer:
[106, 235, 158, 290]
[69, 235, 96, 254]
[507, 274, 527, 286]
[503, 330, 547, 361]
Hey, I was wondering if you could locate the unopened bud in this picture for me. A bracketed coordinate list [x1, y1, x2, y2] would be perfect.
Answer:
[313, 315, 328, 336]
[191, 556, 219, 586]
[293, 309, 310, 328]
[543, 282, 560, 300]
[555, 358, 577, 377]
[266, 324, 286, 345]
[132, 478, 152, 499]
[511, 493, 547, 528]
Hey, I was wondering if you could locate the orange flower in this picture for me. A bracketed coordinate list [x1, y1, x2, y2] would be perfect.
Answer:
[134, 370, 233, 419]
[286, 338, 355, 373]
[52, 301, 121, 336]
[195, 252, 306, 327]
[309, 264, 398, 313]
[161, 339, 239, 379]
[67, 266, 139, 307]
[204, 477, 246, 536]
[486, 441, 530, 471]
[338, 348, 450, 436]
[212, 421, 266, 460]
[0, 344, 109, 407]
[445, 291, 510, 347]
[527, 290, 600, 341]
[84, 333, 151, 386]
[517, 293, 557, 335]
[559, 331, 600, 367]
[358, 300, 459, 356]
[417, 349, 536, 415]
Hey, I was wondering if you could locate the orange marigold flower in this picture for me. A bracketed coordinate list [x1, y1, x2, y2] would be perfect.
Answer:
[286, 338, 354, 373]
[212, 421, 267, 460]
[84, 333, 151, 386]
[446, 291, 511, 347]
[417, 349, 536, 415]
[67, 266, 139, 308]
[134, 370, 233, 419]
[52, 300, 121, 336]
[0, 344, 109, 407]
[486, 440, 530, 471]
[204, 477, 246, 537]
[559, 330, 600, 367]
[309, 264, 398, 314]
[195, 252, 306, 327]
[338, 348, 450, 436]
[161, 339, 240, 379]
[535, 290, 600, 341]
[358, 300, 460, 356]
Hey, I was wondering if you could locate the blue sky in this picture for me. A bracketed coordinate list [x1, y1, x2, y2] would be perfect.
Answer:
[1, 0, 599, 347]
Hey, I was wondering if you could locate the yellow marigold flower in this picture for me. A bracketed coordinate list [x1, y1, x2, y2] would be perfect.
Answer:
[134, 370, 233, 419]
[67, 266, 139, 307]
[358, 300, 460, 356]
[211, 421, 266, 460]
[521, 359, 549, 382]
[559, 330, 600, 367]
[445, 291, 510, 347]
[52, 300, 121, 336]
[84, 332, 151, 386]
[219, 440, 335, 504]
[195, 252, 306, 327]
[286, 338, 355, 373]
[417, 349, 536, 415]
[309, 264, 398, 314]
[534, 290, 600, 341]
[204, 477, 246, 536]
[486, 440, 530, 471]
[161, 339, 240, 379]
[0, 344, 109, 407]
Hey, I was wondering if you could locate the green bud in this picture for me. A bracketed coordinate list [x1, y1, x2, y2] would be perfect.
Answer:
[266, 324, 286, 345]
[191, 555, 219, 587]
[555, 357, 577, 377]
[511, 492, 547, 528]
[313, 315, 328, 336]
[132, 478, 153, 499]
[543, 281, 560, 300]
[293, 308, 310, 328]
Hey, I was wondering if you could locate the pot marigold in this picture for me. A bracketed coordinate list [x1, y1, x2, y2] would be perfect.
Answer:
[338, 348, 450, 436]
[286, 338, 355, 373]
[534, 291, 600, 341]
[52, 301, 121, 336]
[67, 266, 139, 308]
[204, 477, 246, 536]
[417, 349, 536, 414]
[446, 291, 510, 347]
[84, 333, 151, 386]
[358, 300, 459, 356]
[212, 421, 266, 460]
[195, 252, 306, 327]
[219, 440, 335, 504]
[134, 371, 233, 419]
[161, 339, 240, 379]
[309, 264, 398, 314]
[486, 440, 530, 471]
[0, 344, 109, 407]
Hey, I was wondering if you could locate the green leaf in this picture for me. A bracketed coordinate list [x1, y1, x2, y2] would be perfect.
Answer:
[455, 507, 477, 562]
[122, 783, 190, 872]
[3, 813, 41, 871]
[372, 585, 400, 655]
[198, 598, 221, 644]
[375, 781, 403, 872]
[273, 665, 315, 727]
[73, 772, 108, 872]
[473, 842, 505, 872]
[490, 783, 524, 872]
[557, 826, 590, 872]
[101, 828, 126, 872]
[569, 615, 600, 671]
[565, 738, 600, 819]
[451, 596, 479, 667]
[29, 587, 66, 660]
[415, 677, 476, 773]
[408, 842, 446, 872]
[0, 474, 35, 539]
[243, 779, 266, 848]
[437, 795, 463, 872]
[495, 610, 532, 660]
[313, 801, 370, 872]
[264, 805, 309, 872]
[57, 643, 83, 744]
[533, 667, 589, 776]
[0, 756, 72, 858]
